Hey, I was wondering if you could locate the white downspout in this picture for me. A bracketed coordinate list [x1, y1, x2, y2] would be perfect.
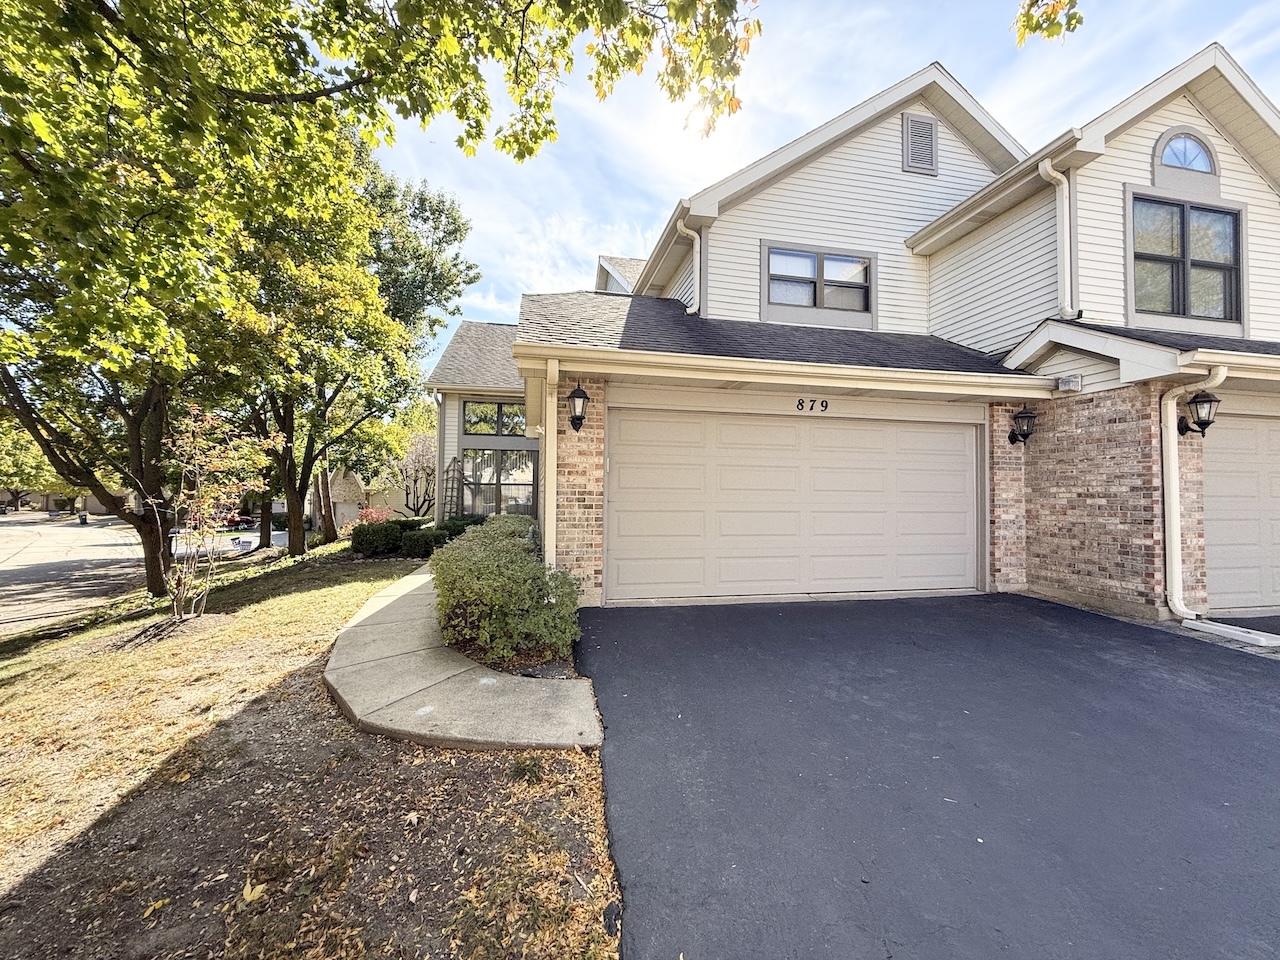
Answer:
[1161, 366, 1227, 621]
[1037, 159, 1074, 319]
[673, 217, 700, 316]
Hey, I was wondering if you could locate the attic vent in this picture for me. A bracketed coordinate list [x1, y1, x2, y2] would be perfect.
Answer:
[902, 113, 938, 175]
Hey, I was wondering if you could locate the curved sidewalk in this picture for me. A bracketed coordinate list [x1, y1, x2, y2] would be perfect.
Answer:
[323, 565, 603, 749]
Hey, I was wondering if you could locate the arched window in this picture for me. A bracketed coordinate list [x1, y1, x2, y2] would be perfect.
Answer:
[1161, 134, 1213, 173]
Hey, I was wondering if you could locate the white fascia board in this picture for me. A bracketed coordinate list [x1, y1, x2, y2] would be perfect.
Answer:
[1181, 350, 1280, 378]
[1076, 44, 1280, 155]
[1002, 321, 1183, 382]
[632, 201, 692, 295]
[906, 131, 1083, 255]
[512, 341, 1055, 399]
[687, 63, 1026, 220]
[422, 382, 525, 397]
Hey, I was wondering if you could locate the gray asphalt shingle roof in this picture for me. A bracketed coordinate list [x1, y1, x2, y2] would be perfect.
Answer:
[426, 321, 523, 390]
[517, 291, 1023, 375]
[1057, 318, 1280, 357]
[600, 257, 648, 288]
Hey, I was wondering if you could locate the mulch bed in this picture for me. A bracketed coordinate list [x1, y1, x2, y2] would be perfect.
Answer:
[0, 659, 620, 959]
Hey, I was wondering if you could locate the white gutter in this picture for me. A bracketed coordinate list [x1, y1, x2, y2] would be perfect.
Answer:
[1160, 365, 1227, 622]
[1037, 159, 1074, 318]
[672, 218, 700, 315]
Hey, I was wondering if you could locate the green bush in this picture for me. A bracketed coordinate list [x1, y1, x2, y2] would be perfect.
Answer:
[438, 514, 485, 538]
[429, 515, 579, 664]
[401, 529, 437, 559]
[351, 521, 403, 557]
[391, 516, 428, 532]
[270, 512, 289, 531]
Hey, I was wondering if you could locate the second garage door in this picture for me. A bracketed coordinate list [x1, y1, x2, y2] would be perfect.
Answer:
[606, 408, 979, 601]
[1204, 415, 1280, 613]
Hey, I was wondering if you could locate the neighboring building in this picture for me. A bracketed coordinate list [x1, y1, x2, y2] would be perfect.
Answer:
[445, 44, 1280, 621]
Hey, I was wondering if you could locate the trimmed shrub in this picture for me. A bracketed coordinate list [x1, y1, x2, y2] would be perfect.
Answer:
[438, 514, 485, 539]
[401, 529, 437, 559]
[351, 521, 403, 557]
[429, 515, 579, 663]
[390, 516, 428, 532]
[270, 512, 289, 531]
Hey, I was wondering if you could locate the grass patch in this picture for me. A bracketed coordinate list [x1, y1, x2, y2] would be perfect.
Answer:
[0, 547, 620, 959]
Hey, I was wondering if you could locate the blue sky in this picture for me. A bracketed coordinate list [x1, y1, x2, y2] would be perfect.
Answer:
[378, 0, 1280, 369]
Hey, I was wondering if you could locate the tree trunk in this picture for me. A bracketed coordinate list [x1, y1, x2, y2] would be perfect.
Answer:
[284, 485, 307, 556]
[258, 496, 273, 549]
[319, 460, 338, 543]
[132, 512, 170, 597]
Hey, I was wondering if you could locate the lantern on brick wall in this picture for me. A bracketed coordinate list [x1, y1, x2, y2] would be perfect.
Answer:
[1177, 391, 1221, 437]
[1007, 405, 1037, 445]
[567, 382, 591, 433]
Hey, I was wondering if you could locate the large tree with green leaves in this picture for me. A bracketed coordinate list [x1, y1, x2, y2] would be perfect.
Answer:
[0, 416, 74, 508]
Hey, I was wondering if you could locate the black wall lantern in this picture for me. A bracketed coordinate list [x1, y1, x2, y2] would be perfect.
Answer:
[1008, 405, 1037, 445]
[1177, 390, 1221, 437]
[567, 381, 591, 433]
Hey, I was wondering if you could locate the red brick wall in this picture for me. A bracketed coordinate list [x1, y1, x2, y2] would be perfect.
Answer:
[555, 377, 606, 606]
[989, 402, 1028, 592]
[1178, 423, 1208, 611]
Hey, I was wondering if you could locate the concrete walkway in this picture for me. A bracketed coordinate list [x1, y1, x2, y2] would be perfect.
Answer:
[323, 565, 602, 749]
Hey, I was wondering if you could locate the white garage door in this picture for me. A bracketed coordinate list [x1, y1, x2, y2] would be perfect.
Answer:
[1204, 415, 1280, 613]
[605, 409, 979, 601]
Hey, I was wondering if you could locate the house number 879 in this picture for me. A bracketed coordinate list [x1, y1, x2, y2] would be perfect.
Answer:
[796, 399, 829, 412]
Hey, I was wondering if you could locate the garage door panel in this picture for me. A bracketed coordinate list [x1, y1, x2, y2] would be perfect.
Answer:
[616, 463, 704, 492]
[614, 414, 707, 447]
[716, 555, 802, 588]
[811, 423, 891, 451]
[1205, 414, 1280, 612]
[719, 510, 799, 538]
[612, 557, 707, 590]
[615, 511, 705, 539]
[607, 409, 978, 601]
[811, 511, 888, 537]
[810, 466, 889, 493]
[718, 420, 801, 450]
[719, 464, 800, 493]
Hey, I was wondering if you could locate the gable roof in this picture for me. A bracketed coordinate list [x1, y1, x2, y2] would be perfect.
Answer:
[634, 61, 1028, 295]
[598, 256, 647, 290]
[517, 291, 1024, 376]
[425, 321, 523, 392]
[910, 44, 1280, 255]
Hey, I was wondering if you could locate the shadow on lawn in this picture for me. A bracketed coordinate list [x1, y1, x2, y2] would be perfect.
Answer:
[0, 652, 614, 960]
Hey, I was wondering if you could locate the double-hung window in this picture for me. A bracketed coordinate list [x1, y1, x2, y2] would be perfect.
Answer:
[1133, 197, 1239, 322]
[767, 248, 871, 313]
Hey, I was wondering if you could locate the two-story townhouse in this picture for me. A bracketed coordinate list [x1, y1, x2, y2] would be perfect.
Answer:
[436, 45, 1280, 637]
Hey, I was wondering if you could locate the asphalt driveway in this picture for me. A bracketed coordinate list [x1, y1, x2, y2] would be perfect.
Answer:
[578, 594, 1280, 960]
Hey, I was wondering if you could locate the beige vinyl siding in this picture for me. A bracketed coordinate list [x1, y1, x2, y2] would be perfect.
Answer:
[1031, 348, 1122, 393]
[928, 188, 1059, 353]
[664, 253, 696, 307]
[704, 102, 996, 332]
[603, 273, 630, 294]
[441, 394, 460, 464]
[1075, 95, 1280, 338]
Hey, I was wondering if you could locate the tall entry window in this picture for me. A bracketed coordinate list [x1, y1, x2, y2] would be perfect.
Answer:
[461, 448, 536, 516]
[1133, 197, 1239, 322]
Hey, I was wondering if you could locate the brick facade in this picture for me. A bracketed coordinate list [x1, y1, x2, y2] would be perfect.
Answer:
[988, 382, 1211, 620]
[988, 402, 1028, 592]
[554, 377, 606, 606]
